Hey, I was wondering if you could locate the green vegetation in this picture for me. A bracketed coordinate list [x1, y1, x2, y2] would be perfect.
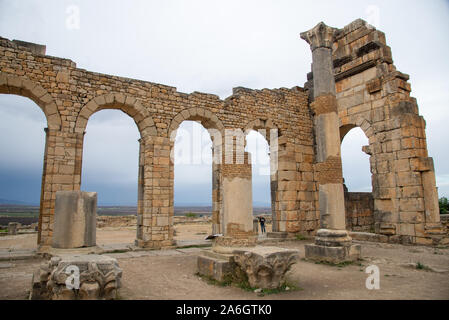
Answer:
[295, 233, 308, 241]
[310, 259, 364, 268]
[177, 244, 211, 249]
[196, 271, 302, 296]
[185, 212, 197, 218]
[0, 211, 38, 218]
[416, 262, 431, 271]
[439, 197, 449, 214]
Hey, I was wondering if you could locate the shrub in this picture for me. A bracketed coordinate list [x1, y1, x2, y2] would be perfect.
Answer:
[439, 197, 449, 214]
[185, 212, 197, 218]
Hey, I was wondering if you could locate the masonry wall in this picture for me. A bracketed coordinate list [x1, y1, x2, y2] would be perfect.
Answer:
[0, 36, 314, 247]
[322, 19, 442, 245]
[344, 192, 374, 232]
[0, 18, 444, 248]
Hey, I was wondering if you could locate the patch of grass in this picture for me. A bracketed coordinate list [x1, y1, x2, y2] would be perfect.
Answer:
[295, 234, 308, 241]
[108, 249, 129, 254]
[185, 212, 197, 218]
[0, 211, 39, 217]
[0, 229, 7, 233]
[311, 259, 363, 268]
[416, 262, 431, 271]
[177, 244, 211, 249]
[195, 272, 233, 287]
[196, 270, 302, 296]
[256, 282, 303, 296]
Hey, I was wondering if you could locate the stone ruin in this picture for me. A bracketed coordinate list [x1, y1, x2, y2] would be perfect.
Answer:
[1, 18, 448, 294]
[30, 255, 122, 300]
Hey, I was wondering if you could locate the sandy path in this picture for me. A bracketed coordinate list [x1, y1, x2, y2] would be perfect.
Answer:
[2, 240, 448, 300]
[0, 222, 273, 248]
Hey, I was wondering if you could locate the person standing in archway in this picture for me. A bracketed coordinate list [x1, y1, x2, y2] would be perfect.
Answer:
[258, 216, 266, 234]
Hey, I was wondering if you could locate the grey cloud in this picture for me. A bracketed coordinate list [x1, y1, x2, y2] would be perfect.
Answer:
[0, 0, 448, 206]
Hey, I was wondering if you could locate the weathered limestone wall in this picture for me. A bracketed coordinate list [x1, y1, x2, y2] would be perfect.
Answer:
[305, 19, 444, 245]
[344, 192, 374, 232]
[0, 18, 444, 248]
[0, 36, 312, 248]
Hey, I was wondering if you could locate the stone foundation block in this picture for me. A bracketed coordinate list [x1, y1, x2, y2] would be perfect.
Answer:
[305, 243, 361, 263]
[30, 254, 122, 300]
[198, 246, 300, 289]
[232, 246, 300, 289]
[349, 231, 388, 243]
[197, 252, 233, 282]
[52, 191, 97, 248]
[305, 229, 361, 263]
[266, 231, 289, 239]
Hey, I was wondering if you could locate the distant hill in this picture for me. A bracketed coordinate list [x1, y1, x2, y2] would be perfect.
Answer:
[0, 198, 37, 205]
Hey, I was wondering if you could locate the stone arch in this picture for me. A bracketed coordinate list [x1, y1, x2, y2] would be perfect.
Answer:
[243, 118, 280, 233]
[0, 73, 62, 130]
[74, 93, 157, 138]
[168, 107, 225, 236]
[243, 118, 280, 145]
[168, 107, 225, 139]
[244, 118, 278, 132]
[339, 116, 374, 143]
[339, 120, 376, 232]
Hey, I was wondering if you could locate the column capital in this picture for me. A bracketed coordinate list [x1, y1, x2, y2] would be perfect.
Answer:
[300, 22, 338, 51]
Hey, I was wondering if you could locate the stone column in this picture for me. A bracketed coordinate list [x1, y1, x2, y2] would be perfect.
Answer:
[39, 128, 81, 246]
[301, 22, 361, 263]
[213, 151, 256, 253]
[211, 135, 222, 235]
[136, 138, 145, 243]
[52, 191, 97, 248]
[135, 135, 175, 249]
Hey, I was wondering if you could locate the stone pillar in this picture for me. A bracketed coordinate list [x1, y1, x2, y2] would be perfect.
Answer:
[52, 191, 97, 248]
[38, 129, 82, 247]
[211, 138, 222, 235]
[8, 222, 19, 235]
[136, 138, 145, 243]
[135, 135, 175, 249]
[213, 151, 256, 253]
[301, 22, 360, 263]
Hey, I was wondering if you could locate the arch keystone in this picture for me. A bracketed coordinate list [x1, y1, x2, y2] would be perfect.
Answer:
[93, 95, 106, 106]
[115, 93, 126, 104]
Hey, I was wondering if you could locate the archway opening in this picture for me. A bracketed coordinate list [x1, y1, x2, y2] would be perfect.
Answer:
[245, 130, 272, 236]
[340, 126, 374, 232]
[173, 120, 213, 244]
[0, 94, 46, 251]
[81, 109, 140, 248]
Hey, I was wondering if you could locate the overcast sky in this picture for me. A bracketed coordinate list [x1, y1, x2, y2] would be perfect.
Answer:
[0, 0, 448, 206]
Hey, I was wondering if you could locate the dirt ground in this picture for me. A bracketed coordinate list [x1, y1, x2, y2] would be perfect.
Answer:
[0, 222, 273, 249]
[1, 223, 448, 300]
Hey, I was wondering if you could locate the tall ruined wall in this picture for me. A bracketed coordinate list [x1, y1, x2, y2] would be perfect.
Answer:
[304, 19, 443, 244]
[0, 37, 313, 247]
[0, 18, 443, 248]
